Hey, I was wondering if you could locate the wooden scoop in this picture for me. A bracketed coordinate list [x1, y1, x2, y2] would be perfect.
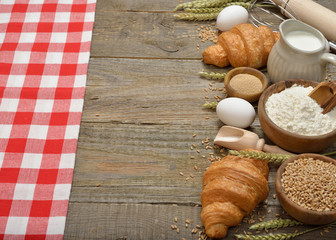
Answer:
[214, 126, 293, 155]
[308, 81, 336, 114]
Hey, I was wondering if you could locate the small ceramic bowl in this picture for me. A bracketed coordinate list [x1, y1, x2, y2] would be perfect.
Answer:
[275, 153, 336, 225]
[224, 67, 269, 103]
[258, 79, 336, 153]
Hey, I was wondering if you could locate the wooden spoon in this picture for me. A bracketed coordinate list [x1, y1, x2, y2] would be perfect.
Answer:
[323, 95, 336, 114]
[214, 126, 293, 155]
[308, 81, 336, 113]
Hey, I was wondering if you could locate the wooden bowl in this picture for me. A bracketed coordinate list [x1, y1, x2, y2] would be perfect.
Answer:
[258, 79, 336, 153]
[275, 153, 336, 225]
[224, 67, 269, 103]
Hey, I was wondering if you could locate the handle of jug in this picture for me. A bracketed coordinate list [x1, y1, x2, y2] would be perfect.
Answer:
[320, 53, 336, 80]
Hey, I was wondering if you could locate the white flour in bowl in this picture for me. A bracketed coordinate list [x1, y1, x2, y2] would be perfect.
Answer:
[265, 84, 336, 136]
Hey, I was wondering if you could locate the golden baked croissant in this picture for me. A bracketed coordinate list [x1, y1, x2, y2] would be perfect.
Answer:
[201, 154, 269, 238]
[203, 23, 280, 69]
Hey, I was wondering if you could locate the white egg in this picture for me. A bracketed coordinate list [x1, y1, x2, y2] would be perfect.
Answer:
[216, 5, 249, 32]
[216, 97, 256, 128]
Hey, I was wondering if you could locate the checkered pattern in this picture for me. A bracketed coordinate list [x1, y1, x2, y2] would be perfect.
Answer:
[0, 0, 96, 239]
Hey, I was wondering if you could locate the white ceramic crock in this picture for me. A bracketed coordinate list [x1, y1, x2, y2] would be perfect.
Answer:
[267, 19, 336, 83]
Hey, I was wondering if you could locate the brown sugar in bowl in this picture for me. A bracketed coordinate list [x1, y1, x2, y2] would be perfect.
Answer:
[258, 79, 336, 153]
[224, 67, 269, 103]
[275, 153, 336, 225]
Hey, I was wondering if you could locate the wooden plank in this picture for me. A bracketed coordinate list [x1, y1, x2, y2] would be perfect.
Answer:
[90, 0, 217, 58]
[65, 203, 203, 240]
[82, 58, 229, 125]
[64, 202, 333, 240]
[74, 123, 219, 185]
[66, 165, 280, 205]
[91, 0, 336, 58]
[91, 11, 213, 58]
[72, 123, 276, 190]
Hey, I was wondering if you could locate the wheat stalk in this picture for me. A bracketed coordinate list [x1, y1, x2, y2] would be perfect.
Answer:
[228, 150, 292, 164]
[175, 0, 245, 11]
[199, 71, 226, 80]
[184, 7, 223, 13]
[195, 0, 251, 9]
[235, 223, 335, 239]
[249, 219, 304, 231]
[174, 12, 220, 21]
[203, 102, 218, 109]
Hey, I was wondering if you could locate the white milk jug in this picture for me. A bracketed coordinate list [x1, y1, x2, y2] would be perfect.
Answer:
[267, 19, 336, 83]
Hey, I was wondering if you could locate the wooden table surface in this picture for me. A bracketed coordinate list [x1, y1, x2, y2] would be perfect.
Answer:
[64, 1, 336, 239]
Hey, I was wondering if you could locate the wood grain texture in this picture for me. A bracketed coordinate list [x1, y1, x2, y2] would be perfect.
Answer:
[64, 0, 336, 239]
[82, 58, 228, 125]
[91, 11, 213, 58]
[90, 0, 336, 58]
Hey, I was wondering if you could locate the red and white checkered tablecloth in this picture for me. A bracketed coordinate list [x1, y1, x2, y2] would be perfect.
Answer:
[0, 0, 96, 239]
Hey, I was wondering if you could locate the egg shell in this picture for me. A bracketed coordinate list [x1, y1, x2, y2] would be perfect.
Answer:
[216, 5, 249, 32]
[216, 97, 256, 128]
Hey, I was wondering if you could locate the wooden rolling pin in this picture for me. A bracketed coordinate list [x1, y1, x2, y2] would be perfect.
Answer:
[273, 0, 336, 42]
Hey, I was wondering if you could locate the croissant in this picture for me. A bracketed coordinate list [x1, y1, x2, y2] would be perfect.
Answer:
[201, 154, 269, 238]
[203, 23, 280, 69]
